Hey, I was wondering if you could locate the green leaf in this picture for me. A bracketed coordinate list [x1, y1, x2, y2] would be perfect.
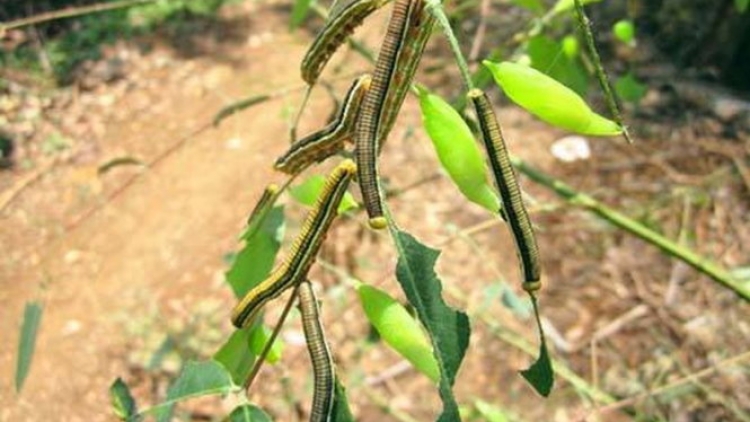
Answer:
[290, 0, 313, 29]
[736, 0, 749, 12]
[110, 378, 139, 421]
[485, 60, 621, 136]
[152, 360, 236, 421]
[248, 323, 283, 364]
[332, 378, 355, 421]
[226, 404, 273, 422]
[519, 339, 554, 397]
[226, 206, 285, 298]
[390, 229, 470, 422]
[550, 0, 601, 15]
[520, 297, 554, 397]
[612, 19, 636, 45]
[15, 301, 42, 392]
[527, 35, 588, 95]
[357, 284, 440, 382]
[290, 175, 358, 213]
[417, 86, 500, 213]
[510, 0, 544, 13]
[614, 72, 647, 104]
[214, 327, 256, 386]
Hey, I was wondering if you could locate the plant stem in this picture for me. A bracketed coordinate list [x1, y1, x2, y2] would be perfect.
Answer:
[572, 0, 632, 143]
[425, 0, 474, 92]
[511, 156, 750, 302]
[1, 0, 155, 31]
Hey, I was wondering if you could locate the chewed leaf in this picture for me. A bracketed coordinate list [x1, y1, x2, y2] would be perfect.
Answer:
[417, 86, 500, 213]
[484, 60, 622, 136]
[520, 339, 554, 397]
[110, 378, 139, 421]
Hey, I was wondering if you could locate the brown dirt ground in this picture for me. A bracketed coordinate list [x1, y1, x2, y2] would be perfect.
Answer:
[2, 2, 750, 421]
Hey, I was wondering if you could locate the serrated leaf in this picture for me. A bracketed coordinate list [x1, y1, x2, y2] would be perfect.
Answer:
[290, 175, 358, 213]
[485, 60, 621, 136]
[391, 229, 470, 421]
[152, 360, 236, 421]
[226, 206, 285, 298]
[357, 284, 440, 382]
[15, 301, 42, 392]
[226, 404, 273, 422]
[417, 86, 500, 213]
[290, 0, 313, 29]
[110, 378, 139, 421]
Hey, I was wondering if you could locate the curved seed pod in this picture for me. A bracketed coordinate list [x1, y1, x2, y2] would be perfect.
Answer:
[468, 89, 541, 291]
[301, 0, 391, 85]
[417, 86, 500, 213]
[298, 281, 335, 422]
[357, 283, 440, 382]
[275, 75, 371, 175]
[484, 60, 622, 136]
[355, 0, 415, 229]
[231, 160, 357, 328]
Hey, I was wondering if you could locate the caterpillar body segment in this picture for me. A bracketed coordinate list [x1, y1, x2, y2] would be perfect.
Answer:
[231, 160, 357, 328]
[468, 89, 541, 290]
[276, 75, 371, 174]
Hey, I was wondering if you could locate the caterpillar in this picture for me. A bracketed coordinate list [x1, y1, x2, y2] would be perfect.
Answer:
[301, 0, 391, 85]
[231, 160, 357, 328]
[468, 89, 541, 292]
[354, 0, 415, 229]
[275, 75, 371, 175]
[298, 280, 335, 422]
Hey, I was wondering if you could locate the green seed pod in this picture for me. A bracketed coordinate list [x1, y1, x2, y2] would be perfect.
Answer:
[561, 35, 580, 58]
[357, 284, 440, 383]
[612, 19, 636, 45]
[484, 60, 622, 136]
[417, 86, 500, 213]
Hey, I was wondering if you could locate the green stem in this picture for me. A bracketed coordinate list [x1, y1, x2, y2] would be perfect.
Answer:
[572, 0, 632, 143]
[425, 0, 474, 92]
[511, 156, 750, 302]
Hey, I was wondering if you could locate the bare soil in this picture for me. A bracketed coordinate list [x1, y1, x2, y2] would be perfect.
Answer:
[1, 2, 749, 422]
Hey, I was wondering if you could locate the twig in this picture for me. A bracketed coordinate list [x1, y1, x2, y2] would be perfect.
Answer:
[1, 0, 156, 32]
[0, 157, 58, 213]
[511, 156, 750, 302]
[467, 0, 490, 69]
[591, 350, 750, 416]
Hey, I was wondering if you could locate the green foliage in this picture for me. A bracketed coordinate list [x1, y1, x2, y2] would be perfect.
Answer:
[226, 206, 285, 298]
[736, 0, 749, 12]
[357, 283, 440, 382]
[550, 0, 602, 16]
[484, 60, 622, 136]
[417, 86, 500, 213]
[110, 378, 140, 422]
[226, 404, 273, 422]
[614, 72, 647, 104]
[289, 0, 314, 29]
[152, 360, 236, 421]
[1, 0, 233, 84]
[289, 175, 358, 213]
[391, 229, 470, 422]
[15, 301, 43, 392]
[519, 335, 554, 397]
[526, 35, 588, 95]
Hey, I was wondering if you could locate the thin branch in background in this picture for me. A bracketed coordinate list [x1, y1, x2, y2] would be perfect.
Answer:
[1, 0, 156, 32]
[467, 0, 490, 70]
